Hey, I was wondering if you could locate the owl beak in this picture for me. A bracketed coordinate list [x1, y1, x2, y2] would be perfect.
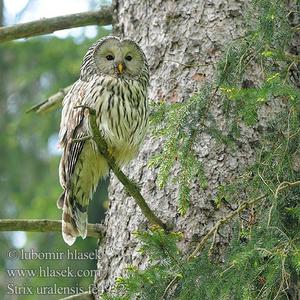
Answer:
[115, 62, 124, 75]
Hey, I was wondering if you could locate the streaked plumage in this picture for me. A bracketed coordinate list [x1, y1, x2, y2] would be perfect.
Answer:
[58, 36, 149, 245]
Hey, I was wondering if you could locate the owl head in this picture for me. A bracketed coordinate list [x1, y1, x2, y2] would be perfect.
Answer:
[80, 36, 149, 82]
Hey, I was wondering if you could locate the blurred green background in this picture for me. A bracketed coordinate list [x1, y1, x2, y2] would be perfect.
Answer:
[0, 0, 111, 298]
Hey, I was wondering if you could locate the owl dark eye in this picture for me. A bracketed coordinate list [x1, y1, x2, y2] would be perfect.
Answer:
[106, 55, 114, 61]
[125, 55, 132, 61]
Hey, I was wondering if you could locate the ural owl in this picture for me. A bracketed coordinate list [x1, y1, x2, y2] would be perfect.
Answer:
[58, 36, 149, 245]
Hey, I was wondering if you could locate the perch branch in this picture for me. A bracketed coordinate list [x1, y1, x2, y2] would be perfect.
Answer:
[27, 85, 72, 113]
[0, 7, 113, 43]
[75, 105, 168, 231]
[0, 219, 104, 239]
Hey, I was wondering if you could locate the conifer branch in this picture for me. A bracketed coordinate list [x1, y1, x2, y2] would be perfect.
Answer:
[0, 7, 113, 43]
[27, 85, 72, 113]
[188, 194, 268, 260]
[189, 178, 300, 259]
[74, 105, 168, 231]
[0, 219, 104, 239]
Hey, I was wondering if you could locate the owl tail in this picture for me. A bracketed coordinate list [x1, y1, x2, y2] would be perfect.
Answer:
[59, 192, 88, 246]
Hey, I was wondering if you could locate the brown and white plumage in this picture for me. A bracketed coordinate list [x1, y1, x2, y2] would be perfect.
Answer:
[58, 36, 149, 245]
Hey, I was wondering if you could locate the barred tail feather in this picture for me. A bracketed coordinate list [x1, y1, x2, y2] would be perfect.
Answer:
[73, 202, 88, 239]
[61, 192, 88, 245]
[62, 194, 79, 246]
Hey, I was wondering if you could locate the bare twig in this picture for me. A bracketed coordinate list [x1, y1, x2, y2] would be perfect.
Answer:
[208, 228, 218, 257]
[75, 105, 168, 231]
[0, 219, 104, 239]
[162, 274, 182, 299]
[0, 7, 113, 43]
[26, 85, 72, 113]
[274, 180, 300, 198]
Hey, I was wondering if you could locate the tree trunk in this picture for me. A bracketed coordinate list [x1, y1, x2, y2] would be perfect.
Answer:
[95, 0, 254, 293]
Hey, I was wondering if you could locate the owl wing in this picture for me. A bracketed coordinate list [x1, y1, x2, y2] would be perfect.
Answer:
[58, 77, 101, 246]
[59, 81, 85, 150]
[58, 79, 92, 188]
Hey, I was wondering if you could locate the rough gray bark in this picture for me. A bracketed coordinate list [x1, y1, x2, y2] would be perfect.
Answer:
[95, 0, 255, 294]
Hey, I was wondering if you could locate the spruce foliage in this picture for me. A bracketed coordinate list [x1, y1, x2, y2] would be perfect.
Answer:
[104, 1, 300, 299]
